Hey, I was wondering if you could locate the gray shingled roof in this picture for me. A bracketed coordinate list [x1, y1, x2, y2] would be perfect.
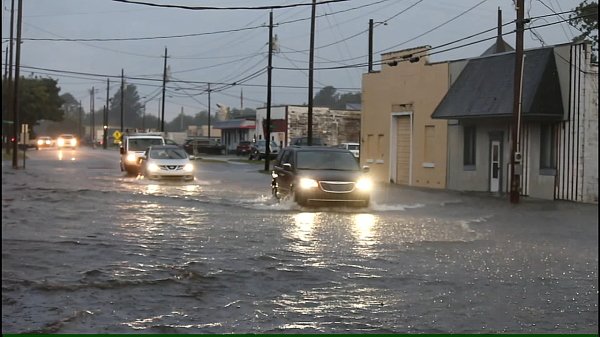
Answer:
[432, 47, 564, 120]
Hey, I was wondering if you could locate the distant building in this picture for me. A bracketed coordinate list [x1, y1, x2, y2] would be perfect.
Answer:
[256, 105, 361, 148]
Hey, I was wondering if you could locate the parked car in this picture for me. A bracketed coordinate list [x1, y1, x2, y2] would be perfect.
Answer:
[182, 138, 225, 156]
[338, 142, 360, 158]
[249, 140, 279, 160]
[56, 134, 78, 149]
[236, 141, 253, 156]
[35, 136, 54, 149]
[290, 136, 325, 146]
[271, 146, 372, 207]
[139, 145, 194, 181]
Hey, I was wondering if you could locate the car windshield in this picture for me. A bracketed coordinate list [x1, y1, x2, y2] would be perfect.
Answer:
[347, 144, 359, 151]
[59, 135, 74, 139]
[296, 150, 359, 170]
[149, 148, 188, 159]
[129, 138, 163, 151]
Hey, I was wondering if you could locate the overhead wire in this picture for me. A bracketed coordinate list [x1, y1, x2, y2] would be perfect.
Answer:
[111, 0, 353, 11]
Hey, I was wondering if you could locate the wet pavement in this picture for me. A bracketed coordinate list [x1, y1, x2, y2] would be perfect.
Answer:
[2, 147, 598, 333]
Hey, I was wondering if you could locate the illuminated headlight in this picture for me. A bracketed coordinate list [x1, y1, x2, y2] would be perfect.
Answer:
[183, 163, 194, 172]
[57, 138, 65, 146]
[147, 163, 160, 172]
[70, 139, 77, 146]
[355, 177, 373, 192]
[299, 177, 318, 189]
[45, 140, 51, 145]
[126, 153, 137, 163]
[37, 139, 44, 145]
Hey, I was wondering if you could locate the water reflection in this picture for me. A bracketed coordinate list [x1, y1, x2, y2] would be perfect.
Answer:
[351, 213, 378, 257]
[145, 184, 161, 194]
[293, 212, 316, 242]
[57, 149, 77, 161]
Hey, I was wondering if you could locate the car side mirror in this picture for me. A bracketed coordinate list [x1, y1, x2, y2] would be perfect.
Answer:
[120, 147, 125, 155]
[362, 166, 370, 173]
[283, 163, 293, 171]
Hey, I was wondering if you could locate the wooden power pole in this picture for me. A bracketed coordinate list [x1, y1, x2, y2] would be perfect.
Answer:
[510, 0, 525, 204]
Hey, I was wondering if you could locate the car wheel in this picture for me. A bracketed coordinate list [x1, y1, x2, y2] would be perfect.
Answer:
[292, 189, 307, 206]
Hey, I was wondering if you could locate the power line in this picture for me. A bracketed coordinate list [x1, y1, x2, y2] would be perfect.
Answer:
[111, 0, 353, 11]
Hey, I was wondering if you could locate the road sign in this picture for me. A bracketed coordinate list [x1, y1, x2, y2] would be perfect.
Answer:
[113, 130, 122, 141]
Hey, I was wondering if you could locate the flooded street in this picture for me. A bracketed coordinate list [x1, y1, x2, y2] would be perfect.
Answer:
[2, 147, 598, 333]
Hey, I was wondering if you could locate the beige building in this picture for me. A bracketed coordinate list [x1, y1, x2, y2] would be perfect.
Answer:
[361, 46, 449, 189]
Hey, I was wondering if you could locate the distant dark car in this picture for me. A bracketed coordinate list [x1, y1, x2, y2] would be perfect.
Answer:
[249, 140, 279, 160]
[271, 146, 372, 207]
[182, 138, 225, 155]
[236, 141, 252, 156]
[290, 136, 325, 146]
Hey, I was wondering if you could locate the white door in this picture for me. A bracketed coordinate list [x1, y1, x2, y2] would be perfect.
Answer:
[490, 140, 501, 192]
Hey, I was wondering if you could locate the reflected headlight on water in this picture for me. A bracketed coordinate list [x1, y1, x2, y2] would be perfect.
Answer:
[355, 177, 373, 192]
[147, 163, 160, 172]
[299, 177, 318, 189]
[183, 163, 194, 172]
[126, 153, 137, 163]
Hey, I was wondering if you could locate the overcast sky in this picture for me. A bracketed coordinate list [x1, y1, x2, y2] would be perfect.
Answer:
[2, 0, 584, 122]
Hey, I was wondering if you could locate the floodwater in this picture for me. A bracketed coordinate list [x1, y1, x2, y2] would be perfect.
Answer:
[2, 148, 598, 333]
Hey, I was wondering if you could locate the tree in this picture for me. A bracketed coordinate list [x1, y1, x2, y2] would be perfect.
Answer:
[108, 84, 143, 129]
[313, 86, 338, 108]
[570, 1, 598, 62]
[2, 75, 65, 126]
[313, 86, 361, 109]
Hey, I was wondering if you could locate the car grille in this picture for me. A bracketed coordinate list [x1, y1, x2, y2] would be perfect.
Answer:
[319, 181, 355, 193]
[159, 165, 184, 171]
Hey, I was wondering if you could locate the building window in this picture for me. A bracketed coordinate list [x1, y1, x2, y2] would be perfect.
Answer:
[463, 126, 476, 167]
[540, 124, 556, 171]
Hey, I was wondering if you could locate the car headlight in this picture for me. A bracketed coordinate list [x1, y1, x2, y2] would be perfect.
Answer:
[183, 163, 194, 172]
[147, 163, 160, 172]
[57, 138, 65, 146]
[37, 139, 44, 145]
[355, 177, 373, 192]
[299, 177, 318, 189]
[127, 153, 137, 163]
[70, 139, 77, 146]
[46, 140, 51, 145]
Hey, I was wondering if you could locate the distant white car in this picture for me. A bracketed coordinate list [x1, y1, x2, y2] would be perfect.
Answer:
[338, 142, 360, 158]
[139, 145, 194, 181]
[56, 134, 77, 149]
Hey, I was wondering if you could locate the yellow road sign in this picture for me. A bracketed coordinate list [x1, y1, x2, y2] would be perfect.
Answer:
[113, 130, 122, 140]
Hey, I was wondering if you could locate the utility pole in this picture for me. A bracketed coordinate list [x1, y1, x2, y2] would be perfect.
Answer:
[78, 100, 82, 139]
[510, 0, 525, 204]
[5, 0, 15, 155]
[207, 83, 211, 139]
[161, 47, 168, 132]
[265, 10, 274, 171]
[103, 78, 109, 149]
[120, 69, 124, 132]
[12, 0, 23, 169]
[90, 86, 95, 145]
[307, 0, 316, 146]
[368, 19, 374, 73]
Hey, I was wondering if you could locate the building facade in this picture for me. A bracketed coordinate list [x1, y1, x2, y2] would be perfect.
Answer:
[433, 43, 597, 202]
[361, 46, 450, 189]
